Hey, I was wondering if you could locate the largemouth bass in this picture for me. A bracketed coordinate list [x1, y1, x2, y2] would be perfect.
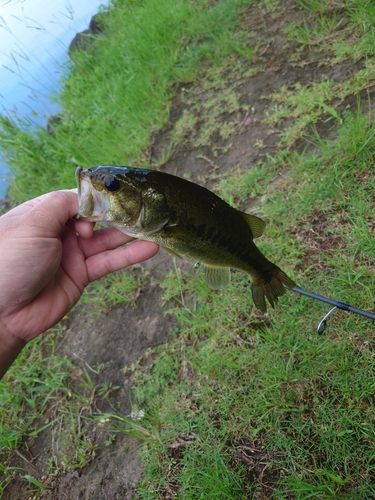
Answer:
[76, 165, 296, 312]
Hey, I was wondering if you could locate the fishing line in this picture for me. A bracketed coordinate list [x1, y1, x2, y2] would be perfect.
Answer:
[284, 285, 375, 333]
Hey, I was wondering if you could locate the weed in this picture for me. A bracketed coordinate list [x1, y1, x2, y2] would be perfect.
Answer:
[133, 105, 375, 496]
[22, 474, 50, 492]
[2, 0, 375, 496]
[213, 149, 290, 205]
[0, 0, 257, 204]
[0, 0, 259, 490]
[263, 59, 375, 147]
[80, 266, 147, 314]
[172, 56, 261, 155]
[285, 0, 375, 64]
[0, 326, 121, 491]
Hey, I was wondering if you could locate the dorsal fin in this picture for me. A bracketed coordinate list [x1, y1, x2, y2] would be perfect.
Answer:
[241, 212, 266, 238]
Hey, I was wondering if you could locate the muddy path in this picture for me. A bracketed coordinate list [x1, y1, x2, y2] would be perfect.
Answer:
[2, 0, 367, 498]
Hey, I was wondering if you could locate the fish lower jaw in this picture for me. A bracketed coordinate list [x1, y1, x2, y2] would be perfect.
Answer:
[111, 223, 153, 238]
[77, 210, 109, 222]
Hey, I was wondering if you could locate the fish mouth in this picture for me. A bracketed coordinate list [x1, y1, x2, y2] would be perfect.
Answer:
[75, 166, 110, 221]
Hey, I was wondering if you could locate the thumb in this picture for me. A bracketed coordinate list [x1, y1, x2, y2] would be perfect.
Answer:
[14, 190, 79, 238]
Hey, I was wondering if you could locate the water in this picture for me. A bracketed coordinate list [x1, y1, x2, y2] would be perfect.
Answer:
[0, 0, 106, 198]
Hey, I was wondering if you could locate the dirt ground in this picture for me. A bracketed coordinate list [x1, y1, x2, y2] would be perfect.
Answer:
[3, 0, 367, 498]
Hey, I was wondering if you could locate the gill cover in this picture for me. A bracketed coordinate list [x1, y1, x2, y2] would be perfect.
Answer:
[76, 166, 171, 235]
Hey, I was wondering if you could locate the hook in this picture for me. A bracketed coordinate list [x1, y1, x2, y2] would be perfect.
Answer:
[284, 285, 375, 332]
[317, 307, 337, 334]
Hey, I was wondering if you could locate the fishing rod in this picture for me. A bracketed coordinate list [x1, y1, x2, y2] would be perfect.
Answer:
[285, 285, 375, 334]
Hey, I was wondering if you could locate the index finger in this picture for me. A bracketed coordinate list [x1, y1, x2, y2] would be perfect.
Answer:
[76, 225, 137, 258]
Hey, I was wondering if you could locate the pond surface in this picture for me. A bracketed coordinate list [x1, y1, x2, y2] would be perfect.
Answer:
[0, 0, 106, 198]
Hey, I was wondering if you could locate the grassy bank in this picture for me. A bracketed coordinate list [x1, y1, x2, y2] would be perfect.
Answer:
[1, 0, 375, 497]
[0, 0, 255, 204]
[0, 0, 258, 494]
[134, 108, 375, 497]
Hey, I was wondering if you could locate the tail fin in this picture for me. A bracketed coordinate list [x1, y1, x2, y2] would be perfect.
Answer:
[251, 268, 296, 313]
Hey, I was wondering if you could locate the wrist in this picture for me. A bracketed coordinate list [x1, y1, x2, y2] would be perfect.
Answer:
[0, 320, 26, 379]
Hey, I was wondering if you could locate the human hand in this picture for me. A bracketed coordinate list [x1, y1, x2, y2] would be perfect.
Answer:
[0, 190, 159, 378]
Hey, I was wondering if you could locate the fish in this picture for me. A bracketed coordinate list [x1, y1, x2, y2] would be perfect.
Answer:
[75, 165, 296, 312]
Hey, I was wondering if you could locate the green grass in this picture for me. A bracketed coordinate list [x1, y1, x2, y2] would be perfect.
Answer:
[2, 0, 375, 497]
[131, 104, 375, 498]
[0, 0, 258, 493]
[286, 0, 375, 62]
[0, 326, 102, 494]
[264, 61, 375, 147]
[172, 58, 259, 154]
[0, 0, 257, 204]
[80, 266, 148, 315]
[266, 0, 375, 148]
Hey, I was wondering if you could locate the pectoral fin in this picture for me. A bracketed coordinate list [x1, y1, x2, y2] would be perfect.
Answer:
[203, 265, 231, 289]
[164, 247, 184, 259]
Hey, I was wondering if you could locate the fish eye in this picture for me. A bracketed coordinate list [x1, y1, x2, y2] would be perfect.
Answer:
[105, 176, 121, 192]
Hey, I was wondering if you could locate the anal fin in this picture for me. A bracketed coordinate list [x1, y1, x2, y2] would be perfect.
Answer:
[203, 265, 231, 290]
